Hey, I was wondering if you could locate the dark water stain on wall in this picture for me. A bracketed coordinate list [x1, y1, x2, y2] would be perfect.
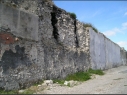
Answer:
[0, 45, 32, 73]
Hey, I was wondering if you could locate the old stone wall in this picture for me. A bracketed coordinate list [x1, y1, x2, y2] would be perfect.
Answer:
[0, 0, 126, 91]
[0, 0, 90, 90]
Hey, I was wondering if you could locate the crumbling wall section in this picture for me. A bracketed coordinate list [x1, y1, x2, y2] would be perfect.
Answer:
[0, 0, 90, 90]
[0, 28, 40, 90]
[53, 5, 76, 48]
[0, 1, 41, 90]
[36, 3, 90, 79]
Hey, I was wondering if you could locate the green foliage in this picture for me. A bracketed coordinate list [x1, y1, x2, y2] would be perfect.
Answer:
[83, 23, 98, 33]
[92, 27, 98, 33]
[65, 71, 91, 81]
[0, 90, 18, 94]
[0, 89, 34, 94]
[53, 79, 65, 85]
[20, 89, 34, 94]
[69, 12, 77, 19]
[83, 23, 93, 27]
[53, 69, 104, 85]
[88, 68, 104, 75]
[67, 83, 71, 87]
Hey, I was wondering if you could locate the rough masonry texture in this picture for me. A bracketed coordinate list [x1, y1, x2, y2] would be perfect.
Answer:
[0, 0, 127, 90]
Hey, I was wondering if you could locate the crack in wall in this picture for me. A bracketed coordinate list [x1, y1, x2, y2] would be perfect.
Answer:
[74, 19, 79, 48]
[51, 6, 59, 41]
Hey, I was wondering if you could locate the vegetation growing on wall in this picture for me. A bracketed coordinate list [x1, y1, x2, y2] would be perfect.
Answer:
[83, 23, 98, 33]
[69, 12, 98, 33]
[69, 12, 77, 19]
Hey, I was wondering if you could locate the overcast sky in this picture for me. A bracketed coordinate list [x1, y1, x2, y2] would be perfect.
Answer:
[53, 1, 127, 50]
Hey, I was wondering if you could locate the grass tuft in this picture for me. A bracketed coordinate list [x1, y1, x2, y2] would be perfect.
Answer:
[83, 23, 98, 33]
[69, 12, 77, 19]
[65, 72, 91, 81]
[53, 68, 104, 85]
[53, 79, 65, 85]
[0, 90, 18, 94]
[88, 68, 104, 75]
[20, 89, 34, 94]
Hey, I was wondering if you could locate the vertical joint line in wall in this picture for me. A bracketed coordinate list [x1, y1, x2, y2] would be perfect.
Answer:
[17, 9, 20, 33]
[74, 19, 79, 48]
[104, 36, 107, 68]
[87, 29, 91, 67]
[0, 3, 3, 26]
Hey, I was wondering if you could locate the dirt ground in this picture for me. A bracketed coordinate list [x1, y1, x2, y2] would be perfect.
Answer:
[36, 65, 127, 94]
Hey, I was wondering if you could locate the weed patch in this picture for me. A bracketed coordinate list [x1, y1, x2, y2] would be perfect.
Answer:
[0, 90, 18, 94]
[53, 79, 65, 85]
[83, 23, 98, 33]
[20, 89, 34, 94]
[88, 68, 104, 75]
[53, 68, 104, 85]
[65, 72, 91, 81]
[69, 12, 77, 19]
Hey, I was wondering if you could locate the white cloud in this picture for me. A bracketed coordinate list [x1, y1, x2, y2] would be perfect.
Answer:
[117, 41, 127, 47]
[103, 28, 120, 37]
[103, 22, 127, 37]
[122, 22, 127, 30]
[124, 12, 127, 16]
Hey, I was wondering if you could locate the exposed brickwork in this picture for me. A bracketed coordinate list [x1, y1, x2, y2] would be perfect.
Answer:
[0, 33, 15, 44]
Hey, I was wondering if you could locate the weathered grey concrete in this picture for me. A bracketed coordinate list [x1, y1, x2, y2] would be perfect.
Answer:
[120, 48, 127, 65]
[89, 28, 106, 70]
[0, 4, 38, 41]
[89, 27, 126, 70]
[0, 3, 2, 27]
[105, 37, 122, 69]
[2, 4, 19, 32]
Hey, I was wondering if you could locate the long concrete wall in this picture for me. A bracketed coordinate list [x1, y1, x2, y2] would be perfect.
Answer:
[89, 27, 127, 70]
[0, 0, 127, 91]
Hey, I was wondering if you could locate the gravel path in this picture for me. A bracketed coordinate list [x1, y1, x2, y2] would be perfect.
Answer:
[37, 66, 127, 94]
